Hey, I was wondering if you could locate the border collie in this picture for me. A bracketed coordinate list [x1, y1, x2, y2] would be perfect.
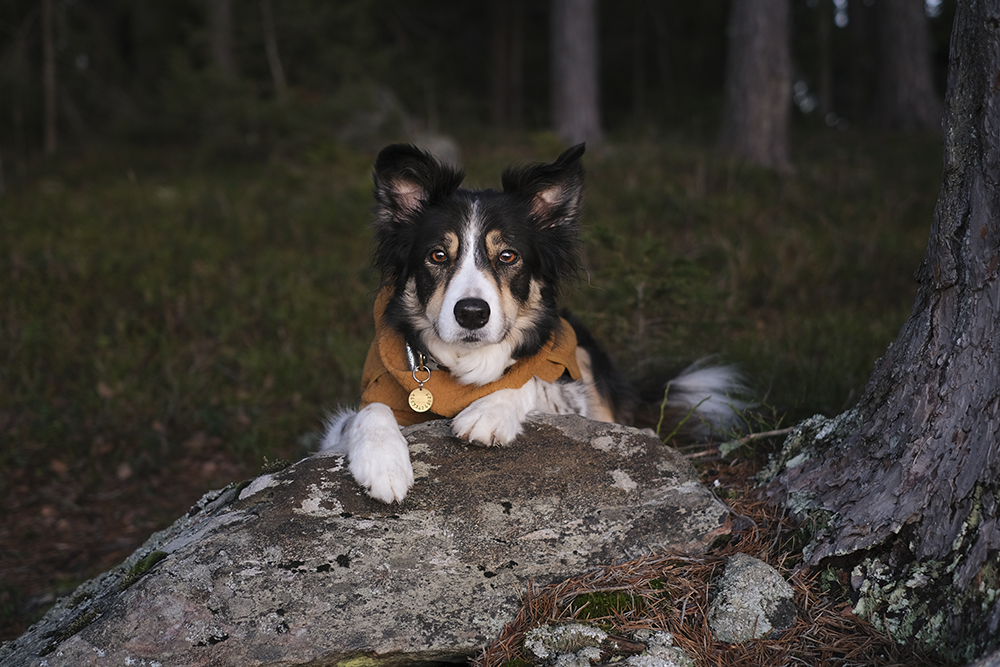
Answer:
[321, 143, 748, 503]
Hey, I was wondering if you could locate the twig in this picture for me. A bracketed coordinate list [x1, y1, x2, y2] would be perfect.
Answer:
[722, 426, 795, 450]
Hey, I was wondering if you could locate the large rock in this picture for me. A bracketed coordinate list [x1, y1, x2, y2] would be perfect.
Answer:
[0, 415, 731, 667]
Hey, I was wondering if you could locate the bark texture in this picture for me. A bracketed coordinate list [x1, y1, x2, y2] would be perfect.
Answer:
[871, 0, 943, 130]
[717, 0, 792, 171]
[551, 0, 602, 146]
[766, 1, 1000, 661]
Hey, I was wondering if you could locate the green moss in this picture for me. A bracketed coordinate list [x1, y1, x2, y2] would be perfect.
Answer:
[567, 591, 644, 620]
[336, 657, 385, 667]
[57, 609, 99, 642]
[500, 658, 533, 667]
[120, 550, 168, 590]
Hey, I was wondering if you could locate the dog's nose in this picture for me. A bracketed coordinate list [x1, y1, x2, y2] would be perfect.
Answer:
[454, 298, 490, 330]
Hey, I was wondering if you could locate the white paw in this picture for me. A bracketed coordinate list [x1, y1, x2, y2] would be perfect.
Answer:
[452, 390, 526, 446]
[347, 403, 414, 503]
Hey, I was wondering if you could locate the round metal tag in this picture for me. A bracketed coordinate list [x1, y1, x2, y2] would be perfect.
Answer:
[408, 386, 434, 413]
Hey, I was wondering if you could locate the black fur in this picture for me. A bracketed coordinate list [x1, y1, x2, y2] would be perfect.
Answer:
[371, 144, 466, 289]
[561, 311, 640, 423]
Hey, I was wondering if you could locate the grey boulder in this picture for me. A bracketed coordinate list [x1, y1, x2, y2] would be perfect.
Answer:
[0, 414, 731, 667]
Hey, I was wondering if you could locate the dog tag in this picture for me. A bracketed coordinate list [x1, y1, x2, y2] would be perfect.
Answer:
[408, 386, 434, 413]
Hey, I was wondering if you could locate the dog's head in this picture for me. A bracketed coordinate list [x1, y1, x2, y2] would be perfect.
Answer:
[370, 143, 585, 384]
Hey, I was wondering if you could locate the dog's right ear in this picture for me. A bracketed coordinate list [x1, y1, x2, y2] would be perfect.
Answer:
[372, 145, 464, 226]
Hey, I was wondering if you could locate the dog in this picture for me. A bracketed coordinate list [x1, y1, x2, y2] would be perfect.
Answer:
[320, 143, 748, 503]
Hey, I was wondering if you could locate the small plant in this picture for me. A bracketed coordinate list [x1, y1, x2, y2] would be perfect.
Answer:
[261, 456, 291, 474]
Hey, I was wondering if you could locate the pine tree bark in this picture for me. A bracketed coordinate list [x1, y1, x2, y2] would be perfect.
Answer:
[871, 0, 943, 130]
[551, 0, 602, 146]
[717, 0, 792, 171]
[765, 1, 1000, 660]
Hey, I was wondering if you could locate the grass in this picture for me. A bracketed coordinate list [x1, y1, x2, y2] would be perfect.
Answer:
[0, 127, 940, 489]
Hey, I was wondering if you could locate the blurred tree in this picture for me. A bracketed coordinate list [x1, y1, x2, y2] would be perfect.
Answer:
[489, 0, 524, 128]
[871, 0, 942, 130]
[551, 0, 602, 145]
[206, 0, 236, 78]
[847, 0, 877, 124]
[718, 0, 791, 171]
[259, 0, 287, 101]
[42, 0, 56, 154]
[7, 6, 32, 163]
[766, 0, 1000, 660]
[816, 0, 832, 118]
[629, 0, 645, 120]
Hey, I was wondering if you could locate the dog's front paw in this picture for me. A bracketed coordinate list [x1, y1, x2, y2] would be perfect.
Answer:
[348, 403, 414, 503]
[452, 390, 527, 446]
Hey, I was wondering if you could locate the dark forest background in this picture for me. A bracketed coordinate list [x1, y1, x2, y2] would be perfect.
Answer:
[0, 0, 954, 165]
[0, 0, 956, 643]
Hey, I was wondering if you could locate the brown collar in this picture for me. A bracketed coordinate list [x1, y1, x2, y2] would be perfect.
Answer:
[359, 289, 582, 426]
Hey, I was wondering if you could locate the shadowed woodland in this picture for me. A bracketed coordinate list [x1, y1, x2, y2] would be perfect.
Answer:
[3, 1, 984, 664]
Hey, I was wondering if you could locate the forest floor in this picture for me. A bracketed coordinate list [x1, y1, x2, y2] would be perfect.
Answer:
[1, 130, 948, 663]
[477, 452, 953, 667]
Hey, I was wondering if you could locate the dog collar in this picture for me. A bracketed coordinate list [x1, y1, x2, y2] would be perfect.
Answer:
[359, 288, 583, 426]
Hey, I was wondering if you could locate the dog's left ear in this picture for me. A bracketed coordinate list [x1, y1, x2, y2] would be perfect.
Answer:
[501, 143, 585, 229]
[372, 144, 464, 227]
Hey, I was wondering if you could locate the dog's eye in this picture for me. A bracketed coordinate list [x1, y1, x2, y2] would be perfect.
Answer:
[498, 250, 518, 265]
[429, 249, 448, 264]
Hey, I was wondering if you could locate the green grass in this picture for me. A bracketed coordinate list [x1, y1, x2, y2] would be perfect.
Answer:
[0, 129, 942, 490]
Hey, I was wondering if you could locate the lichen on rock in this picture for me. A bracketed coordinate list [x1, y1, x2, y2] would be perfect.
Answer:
[707, 553, 797, 644]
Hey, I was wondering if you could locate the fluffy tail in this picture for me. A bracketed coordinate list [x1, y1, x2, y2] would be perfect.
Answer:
[318, 408, 357, 455]
[658, 360, 751, 440]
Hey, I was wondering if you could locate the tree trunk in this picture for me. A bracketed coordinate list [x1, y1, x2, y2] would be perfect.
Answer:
[871, 0, 943, 130]
[847, 0, 876, 125]
[630, 1, 646, 121]
[717, 0, 792, 171]
[550, 0, 602, 146]
[490, 0, 512, 127]
[509, 0, 524, 129]
[765, 1, 1000, 661]
[10, 10, 31, 166]
[206, 0, 237, 78]
[817, 0, 833, 119]
[490, 0, 526, 128]
[42, 0, 57, 155]
[260, 0, 288, 101]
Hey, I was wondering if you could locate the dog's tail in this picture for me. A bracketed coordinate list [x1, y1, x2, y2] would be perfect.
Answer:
[647, 359, 752, 441]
